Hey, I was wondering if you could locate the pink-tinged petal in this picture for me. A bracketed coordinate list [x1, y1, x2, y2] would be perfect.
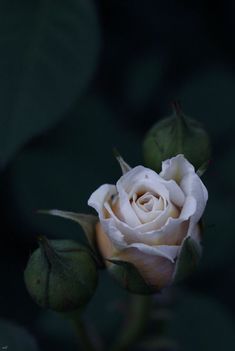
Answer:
[127, 178, 170, 201]
[128, 242, 180, 262]
[96, 221, 116, 259]
[116, 248, 175, 290]
[88, 184, 117, 216]
[180, 173, 208, 234]
[134, 201, 180, 232]
[116, 184, 141, 226]
[161, 179, 185, 207]
[160, 154, 195, 183]
[100, 218, 128, 250]
[103, 200, 188, 246]
[117, 165, 165, 194]
[179, 196, 197, 220]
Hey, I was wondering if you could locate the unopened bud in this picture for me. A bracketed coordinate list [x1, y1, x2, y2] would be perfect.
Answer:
[143, 101, 211, 172]
[24, 237, 98, 312]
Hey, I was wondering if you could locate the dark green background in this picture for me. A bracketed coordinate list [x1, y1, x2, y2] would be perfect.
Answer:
[0, 0, 235, 350]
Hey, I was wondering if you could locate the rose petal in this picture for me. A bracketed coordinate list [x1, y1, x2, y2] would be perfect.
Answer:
[128, 242, 179, 262]
[116, 184, 141, 226]
[160, 154, 195, 183]
[117, 166, 167, 195]
[88, 184, 117, 215]
[116, 248, 175, 289]
[100, 218, 127, 249]
[180, 173, 208, 235]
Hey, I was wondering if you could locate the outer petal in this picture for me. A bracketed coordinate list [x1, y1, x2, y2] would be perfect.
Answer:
[117, 166, 165, 194]
[180, 173, 208, 236]
[160, 154, 194, 183]
[128, 242, 180, 262]
[88, 184, 117, 216]
[116, 248, 175, 290]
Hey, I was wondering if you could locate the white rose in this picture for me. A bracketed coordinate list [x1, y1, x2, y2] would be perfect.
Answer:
[88, 154, 208, 290]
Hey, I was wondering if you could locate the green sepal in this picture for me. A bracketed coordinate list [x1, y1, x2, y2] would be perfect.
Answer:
[196, 160, 210, 177]
[173, 237, 201, 283]
[107, 258, 156, 295]
[38, 210, 103, 266]
[113, 148, 132, 174]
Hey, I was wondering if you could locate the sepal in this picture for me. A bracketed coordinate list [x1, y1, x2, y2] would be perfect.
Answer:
[107, 258, 157, 295]
[173, 237, 201, 283]
[38, 210, 103, 265]
[113, 148, 131, 174]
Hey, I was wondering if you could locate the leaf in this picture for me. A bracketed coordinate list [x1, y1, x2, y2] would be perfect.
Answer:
[0, 0, 100, 166]
[173, 237, 201, 283]
[4, 96, 141, 241]
[39, 210, 98, 250]
[108, 258, 156, 295]
[0, 318, 39, 351]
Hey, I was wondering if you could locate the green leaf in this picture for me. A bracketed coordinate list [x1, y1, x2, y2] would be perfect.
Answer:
[0, 0, 100, 166]
[39, 210, 98, 252]
[0, 319, 39, 351]
[108, 258, 156, 295]
[174, 237, 201, 283]
[5, 96, 141, 241]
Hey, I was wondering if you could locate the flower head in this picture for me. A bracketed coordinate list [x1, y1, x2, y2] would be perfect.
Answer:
[88, 155, 208, 293]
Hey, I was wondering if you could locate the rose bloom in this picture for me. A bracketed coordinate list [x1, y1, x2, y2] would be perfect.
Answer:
[88, 155, 208, 290]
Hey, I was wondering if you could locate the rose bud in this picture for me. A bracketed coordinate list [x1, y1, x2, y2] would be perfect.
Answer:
[24, 237, 98, 312]
[143, 101, 211, 172]
[88, 155, 207, 294]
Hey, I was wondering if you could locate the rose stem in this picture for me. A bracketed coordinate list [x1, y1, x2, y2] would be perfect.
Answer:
[110, 294, 152, 351]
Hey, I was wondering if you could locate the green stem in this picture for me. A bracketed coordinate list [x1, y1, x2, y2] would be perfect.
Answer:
[72, 316, 97, 351]
[110, 294, 152, 351]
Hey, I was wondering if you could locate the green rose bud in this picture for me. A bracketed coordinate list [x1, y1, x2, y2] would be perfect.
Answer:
[24, 237, 98, 312]
[143, 101, 211, 172]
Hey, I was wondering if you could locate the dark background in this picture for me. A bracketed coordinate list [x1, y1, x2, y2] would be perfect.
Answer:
[0, 0, 235, 350]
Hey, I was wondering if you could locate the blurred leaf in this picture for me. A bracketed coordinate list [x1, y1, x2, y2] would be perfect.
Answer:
[168, 294, 235, 351]
[0, 318, 39, 351]
[38, 210, 99, 256]
[4, 96, 141, 240]
[0, 0, 100, 166]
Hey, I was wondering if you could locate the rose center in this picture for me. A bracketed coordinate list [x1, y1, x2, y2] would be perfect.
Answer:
[133, 192, 165, 213]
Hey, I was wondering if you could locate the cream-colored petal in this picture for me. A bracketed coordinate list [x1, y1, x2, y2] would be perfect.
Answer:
[88, 184, 117, 216]
[117, 165, 166, 195]
[134, 201, 180, 232]
[128, 242, 179, 262]
[117, 185, 141, 226]
[160, 154, 195, 183]
[161, 179, 185, 207]
[100, 218, 128, 250]
[116, 248, 175, 290]
[180, 173, 208, 235]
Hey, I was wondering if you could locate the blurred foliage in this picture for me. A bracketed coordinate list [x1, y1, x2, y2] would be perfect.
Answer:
[0, 0, 235, 350]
